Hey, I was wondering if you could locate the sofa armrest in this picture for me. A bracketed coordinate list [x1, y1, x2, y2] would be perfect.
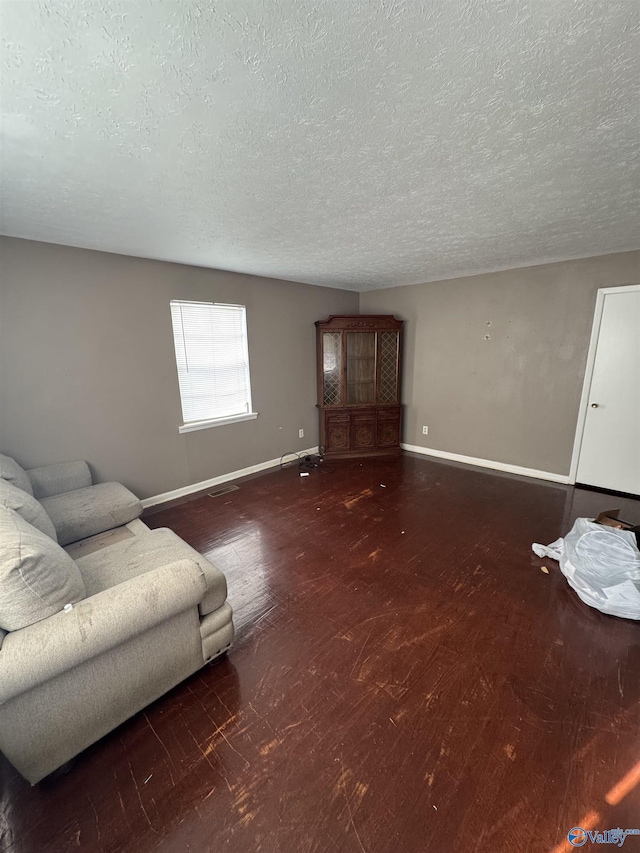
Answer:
[26, 461, 93, 498]
[0, 558, 206, 705]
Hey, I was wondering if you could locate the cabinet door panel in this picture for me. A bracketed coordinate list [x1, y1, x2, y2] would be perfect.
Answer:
[326, 423, 350, 452]
[377, 420, 400, 448]
[351, 421, 376, 450]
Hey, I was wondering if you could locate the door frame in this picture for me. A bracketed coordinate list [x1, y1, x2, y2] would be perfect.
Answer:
[569, 283, 640, 485]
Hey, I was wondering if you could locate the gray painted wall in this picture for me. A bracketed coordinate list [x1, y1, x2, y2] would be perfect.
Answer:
[0, 237, 358, 498]
[1, 239, 638, 497]
[360, 252, 640, 476]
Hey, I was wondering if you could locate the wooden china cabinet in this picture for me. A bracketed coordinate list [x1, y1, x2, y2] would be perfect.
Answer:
[315, 315, 403, 458]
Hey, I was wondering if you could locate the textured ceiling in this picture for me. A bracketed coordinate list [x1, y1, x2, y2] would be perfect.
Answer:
[1, 1, 639, 291]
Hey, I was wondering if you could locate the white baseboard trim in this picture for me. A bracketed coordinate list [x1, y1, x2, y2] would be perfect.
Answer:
[401, 443, 571, 485]
[142, 446, 320, 509]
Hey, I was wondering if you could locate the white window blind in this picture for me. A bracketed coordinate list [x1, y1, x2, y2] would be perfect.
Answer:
[170, 300, 253, 426]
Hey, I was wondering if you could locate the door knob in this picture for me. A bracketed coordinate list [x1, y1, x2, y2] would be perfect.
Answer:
[591, 403, 599, 408]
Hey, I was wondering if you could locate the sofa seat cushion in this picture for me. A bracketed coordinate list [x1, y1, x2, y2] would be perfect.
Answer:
[0, 506, 86, 631]
[0, 454, 33, 496]
[40, 483, 143, 546]
[76, 527, 227, 615]
[0, 479, 57, 541]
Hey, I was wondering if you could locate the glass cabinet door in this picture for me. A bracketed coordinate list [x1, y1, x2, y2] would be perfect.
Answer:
[346, 332, 376, 404]
[322, 332, 342, 405]
[378, 331, 399, 403]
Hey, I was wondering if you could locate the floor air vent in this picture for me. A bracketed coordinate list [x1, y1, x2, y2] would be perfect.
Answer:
[208, 485, 239, 499]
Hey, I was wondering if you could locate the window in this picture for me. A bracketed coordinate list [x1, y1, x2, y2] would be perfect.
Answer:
[170, 300, 256, 433]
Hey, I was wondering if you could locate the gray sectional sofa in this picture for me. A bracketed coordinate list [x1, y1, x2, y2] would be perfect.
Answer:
[0, 454, 234, 784]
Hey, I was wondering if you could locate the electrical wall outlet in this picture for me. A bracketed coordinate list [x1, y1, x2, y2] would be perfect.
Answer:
[422, 425, 428, 435]
[298, 428, 304, 438]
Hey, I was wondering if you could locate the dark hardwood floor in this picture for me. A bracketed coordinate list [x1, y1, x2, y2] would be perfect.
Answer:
[2, 454, 640, 853]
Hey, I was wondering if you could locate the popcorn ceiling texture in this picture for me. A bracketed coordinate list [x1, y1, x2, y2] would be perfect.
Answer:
[1, 1, 639, 291]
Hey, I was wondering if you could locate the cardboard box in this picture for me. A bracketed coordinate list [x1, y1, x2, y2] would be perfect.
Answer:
[595, 509, 640, 532]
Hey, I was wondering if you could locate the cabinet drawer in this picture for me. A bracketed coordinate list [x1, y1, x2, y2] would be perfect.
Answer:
[377, 407, 400, 421]
[325, 412, 350, 424]
[352, 409, 376, 422]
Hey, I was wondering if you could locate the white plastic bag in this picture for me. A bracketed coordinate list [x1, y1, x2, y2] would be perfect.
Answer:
[532, 538, 564, 560]
[532, 518, 640, 620]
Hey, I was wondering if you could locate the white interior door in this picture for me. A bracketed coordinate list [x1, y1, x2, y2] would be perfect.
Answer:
[575, 287, 640, 495]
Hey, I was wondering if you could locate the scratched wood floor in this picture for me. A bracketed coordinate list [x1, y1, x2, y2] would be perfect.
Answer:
[1, 454, 640, 853]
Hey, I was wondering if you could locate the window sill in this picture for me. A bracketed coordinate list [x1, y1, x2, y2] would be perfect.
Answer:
[179, 413, 258, 434]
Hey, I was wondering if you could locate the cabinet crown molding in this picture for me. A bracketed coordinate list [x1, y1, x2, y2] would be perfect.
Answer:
[315, 315, 402, 331]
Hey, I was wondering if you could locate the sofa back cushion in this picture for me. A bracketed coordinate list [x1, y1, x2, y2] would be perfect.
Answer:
[0, 506, 85, 631]
[0, 454, 33, 496]
[0, 479, 58, 541]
